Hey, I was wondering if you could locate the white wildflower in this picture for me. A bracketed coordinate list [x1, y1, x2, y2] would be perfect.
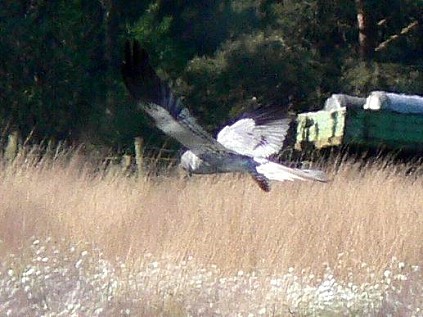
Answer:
[94, 307, 104, 314]
[75, 259, 83, 269]
[66, 304, 74, 311]
[270, 278, 282, 287]
[394, 274, 407, 281]
[24, 267, 35, 276]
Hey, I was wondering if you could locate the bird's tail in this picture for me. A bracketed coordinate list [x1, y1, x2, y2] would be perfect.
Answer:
[255, 159, 328, 184]
[251, 172, 272, 192]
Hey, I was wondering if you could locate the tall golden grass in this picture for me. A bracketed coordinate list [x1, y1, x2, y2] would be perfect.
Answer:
[1, 151, 422, 273]
[0, 149, 422, 315]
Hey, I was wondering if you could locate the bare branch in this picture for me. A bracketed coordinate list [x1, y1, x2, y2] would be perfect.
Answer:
[375, 21, 419, 52]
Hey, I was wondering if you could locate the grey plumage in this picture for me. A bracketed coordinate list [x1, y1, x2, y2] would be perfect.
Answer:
[122, 40, 327, 191]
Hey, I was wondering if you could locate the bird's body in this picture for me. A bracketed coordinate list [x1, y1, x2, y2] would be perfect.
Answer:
[122, 40, 328, 191]
[194, 151, 257, 174]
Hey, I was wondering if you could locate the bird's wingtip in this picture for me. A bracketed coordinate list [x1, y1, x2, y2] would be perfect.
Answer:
[300, 169, 330, 182]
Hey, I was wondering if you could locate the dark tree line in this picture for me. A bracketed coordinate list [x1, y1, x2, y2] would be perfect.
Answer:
[0, 0, 422, 151]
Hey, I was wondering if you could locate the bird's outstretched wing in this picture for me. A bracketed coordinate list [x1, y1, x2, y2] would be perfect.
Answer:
[217, 107, 292, 158]
[122, 40, 230, 156]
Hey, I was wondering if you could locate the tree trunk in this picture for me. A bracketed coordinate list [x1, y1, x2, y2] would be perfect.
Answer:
[102, 0, 121, 111]
[355, 0, 376, 61]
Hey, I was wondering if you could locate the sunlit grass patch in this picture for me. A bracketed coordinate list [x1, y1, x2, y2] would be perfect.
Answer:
[0, 149, 422, 316]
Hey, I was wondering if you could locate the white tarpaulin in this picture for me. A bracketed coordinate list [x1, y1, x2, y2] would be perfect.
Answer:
[363, 91, 423, 114]
[324, 94, 366, 111]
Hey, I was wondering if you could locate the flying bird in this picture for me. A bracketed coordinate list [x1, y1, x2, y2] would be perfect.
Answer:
[121, 40, 327, 191]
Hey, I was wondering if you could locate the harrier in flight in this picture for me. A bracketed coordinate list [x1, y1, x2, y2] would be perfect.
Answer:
[122, 40, 327, 191]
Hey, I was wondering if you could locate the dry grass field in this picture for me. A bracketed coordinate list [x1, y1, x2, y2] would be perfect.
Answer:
[0, 149, 422, 316]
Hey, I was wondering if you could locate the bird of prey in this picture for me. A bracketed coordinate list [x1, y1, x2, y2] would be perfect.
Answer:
[122, 40, 327, 191]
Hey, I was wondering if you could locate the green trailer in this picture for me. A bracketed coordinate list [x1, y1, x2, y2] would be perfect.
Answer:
[295, 93, 423, 152]
[344, 107, 423, 151]
[295, 108, 346, 150]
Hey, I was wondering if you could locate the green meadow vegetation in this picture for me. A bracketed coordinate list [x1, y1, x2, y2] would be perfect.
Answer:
[1, 1, 421, 149]
[0, 149, 421, 316]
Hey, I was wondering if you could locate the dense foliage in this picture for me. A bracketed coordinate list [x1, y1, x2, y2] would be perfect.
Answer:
[1, 0, 422, 150]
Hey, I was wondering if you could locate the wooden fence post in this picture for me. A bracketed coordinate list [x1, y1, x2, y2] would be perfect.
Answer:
[4, 131, 19, 161]
[121, 154, 132, 173]
[134, 137, 144, 175]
